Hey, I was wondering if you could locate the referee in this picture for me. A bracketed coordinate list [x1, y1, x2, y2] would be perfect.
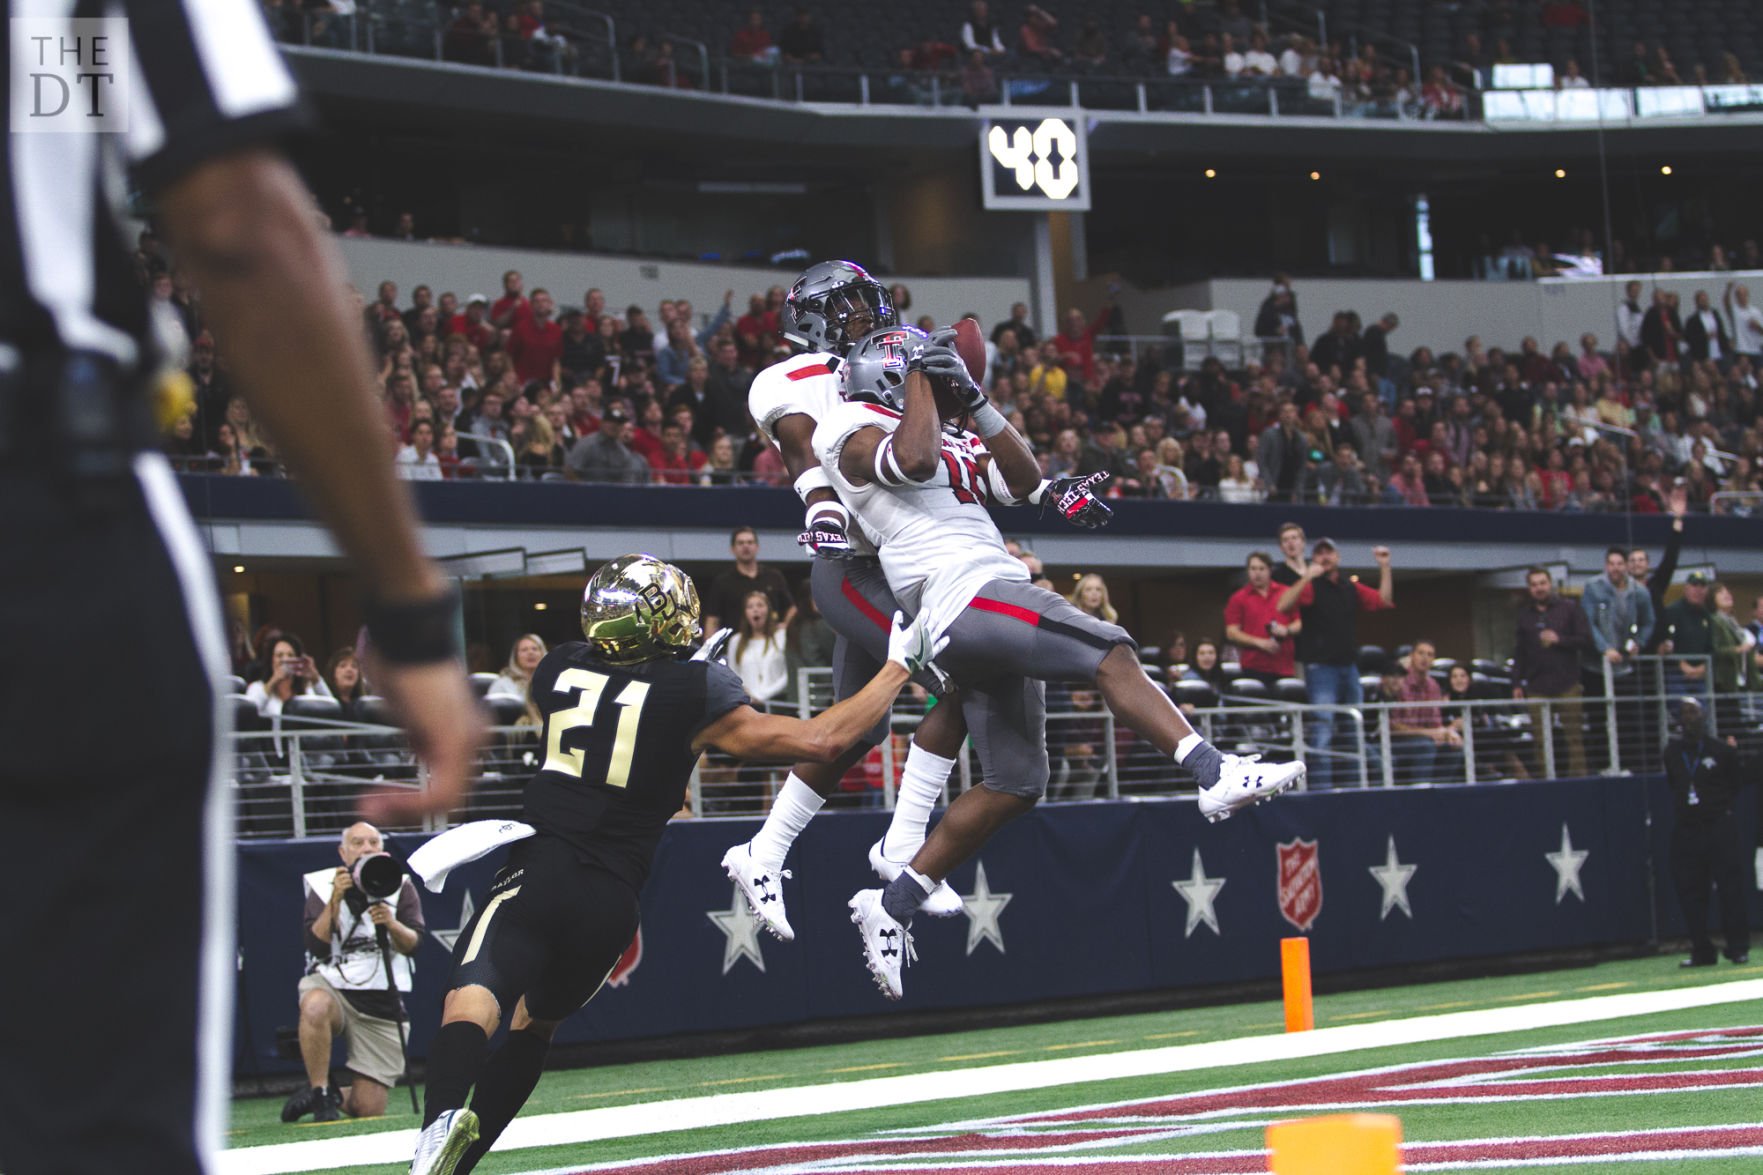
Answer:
[0, 5, 482, 1173]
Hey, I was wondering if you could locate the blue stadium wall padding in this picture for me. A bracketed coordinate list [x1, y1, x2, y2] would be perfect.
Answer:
[179, 473, 1762, 548]
[232, 778, 1759, 1075]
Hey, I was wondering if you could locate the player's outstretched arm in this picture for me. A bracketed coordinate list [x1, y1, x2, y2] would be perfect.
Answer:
[159, 149, 482, 816]
[694, 611, 947, 762]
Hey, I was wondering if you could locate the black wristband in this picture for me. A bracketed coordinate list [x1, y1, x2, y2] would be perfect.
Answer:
[363, 587, 462, 665]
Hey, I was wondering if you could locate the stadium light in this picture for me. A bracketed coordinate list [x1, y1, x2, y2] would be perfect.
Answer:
[232, 565, 245, 574]
[1553, 168, 1567, 179]
[1309, 170, 1321, 181]
[533, 602, 549, 612]
[1204, 168, 1217, 179]
[1660, 164, 1674, 176]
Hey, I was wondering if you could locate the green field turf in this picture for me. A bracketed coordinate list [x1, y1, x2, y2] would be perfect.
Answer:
[228, 954, 1762, 1174]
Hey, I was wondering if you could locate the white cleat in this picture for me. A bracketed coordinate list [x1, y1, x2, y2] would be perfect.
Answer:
[867, 839, 964, 916]
[410, 1108, 478, 1175]
[1197, 755, 1305, 823]
[721, 843, 794, 942]
[848, 888, 915, 1001]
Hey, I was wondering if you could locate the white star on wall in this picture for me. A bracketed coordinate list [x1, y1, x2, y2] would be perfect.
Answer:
[1368, 836, 1417, 921]
[707, 884, 767, 974]
[1172, 848, 1227, 937]
[430, 890, 475, 952]
[961, 862, 1013, 955]
[1546, 822, 1589, 904]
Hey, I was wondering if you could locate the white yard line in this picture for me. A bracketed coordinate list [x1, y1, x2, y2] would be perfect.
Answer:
[217, 977, 1763, 1175]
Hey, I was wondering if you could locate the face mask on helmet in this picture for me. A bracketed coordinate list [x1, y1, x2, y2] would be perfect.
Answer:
[784, 261, 896, 354]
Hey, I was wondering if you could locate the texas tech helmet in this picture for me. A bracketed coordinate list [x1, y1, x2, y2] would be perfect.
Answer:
[781, 260, 897, 354]
[841, 325, 932, 411]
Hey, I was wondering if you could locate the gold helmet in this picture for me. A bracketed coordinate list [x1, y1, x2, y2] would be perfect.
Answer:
[580, 554, 702, 665]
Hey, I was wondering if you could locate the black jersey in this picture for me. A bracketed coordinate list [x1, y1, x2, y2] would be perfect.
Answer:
[521, 643, 749, 887]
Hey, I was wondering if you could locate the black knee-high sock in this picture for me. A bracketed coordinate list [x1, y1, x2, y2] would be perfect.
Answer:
[456, 1028, 551, 1173]
[423, 1021, 489, 1128]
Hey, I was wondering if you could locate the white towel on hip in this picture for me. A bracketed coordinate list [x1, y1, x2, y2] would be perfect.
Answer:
[408, 819, 536, 893]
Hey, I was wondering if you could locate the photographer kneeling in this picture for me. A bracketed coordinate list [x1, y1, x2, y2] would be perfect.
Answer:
[285, 822, 425, 1122]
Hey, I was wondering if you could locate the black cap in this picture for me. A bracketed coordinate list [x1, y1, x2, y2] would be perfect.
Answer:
[604, 405, 630, 424]
[1685, 571, 1709, 586]
[1312, 536, 1338, 552]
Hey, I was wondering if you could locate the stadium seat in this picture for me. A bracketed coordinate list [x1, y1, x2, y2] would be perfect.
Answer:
[1220, 661, 1242, 678]
[1357, 644, 1388, 672]
[1275, 677, 1309, 705]
[1206, 309, 1243, 367]
[230, 694, 265, 734]
[352, 695, 396, 727]
[468, 672, 499, 698]
[1163, 309, 1208, 371]
[282, 696, 345, 723]
[1225, 677, 1269, 704]
[224, 674, 247, 695]
[487, 695, 529, 727]
[1171, 679, 1218, 711]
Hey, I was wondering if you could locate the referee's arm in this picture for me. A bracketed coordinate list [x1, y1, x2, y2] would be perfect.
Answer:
[157, 150, 482, 816]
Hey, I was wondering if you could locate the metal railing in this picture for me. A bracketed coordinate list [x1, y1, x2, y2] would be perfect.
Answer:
[231, 658, 1760, 837]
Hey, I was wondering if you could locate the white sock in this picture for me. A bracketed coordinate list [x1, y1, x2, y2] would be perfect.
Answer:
[749, 773, 824, 870]
[1174, 732, 1204, 764]
[882, 743, 957, 860]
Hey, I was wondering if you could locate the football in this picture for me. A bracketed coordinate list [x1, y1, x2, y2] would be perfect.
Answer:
[953, 317, 987, 384]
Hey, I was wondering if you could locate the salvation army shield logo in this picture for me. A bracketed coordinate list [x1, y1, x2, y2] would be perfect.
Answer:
[1276, 838, 1323, 932]
[606, 927, 643, 988]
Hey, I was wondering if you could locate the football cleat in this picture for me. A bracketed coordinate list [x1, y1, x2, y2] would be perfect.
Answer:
[867, 839, 963, 917]
[721, 842, 794, 942]
[1197, 755, 1305, 823]
[849, 889, 915, 1000]
[409, 1108, 478, 1175]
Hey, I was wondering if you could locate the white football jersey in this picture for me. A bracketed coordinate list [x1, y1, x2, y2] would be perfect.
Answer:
[814, 400, 1027, 619]
[749, 351, 879, 557]
[748, 351, 843, 448]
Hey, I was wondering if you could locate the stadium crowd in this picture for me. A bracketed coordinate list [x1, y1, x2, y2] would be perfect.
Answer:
[150, 236, 1763, 516]
[261, 0, 1754, 124]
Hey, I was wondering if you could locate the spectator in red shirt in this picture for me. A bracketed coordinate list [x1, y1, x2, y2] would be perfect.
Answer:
[506, 289, 563, 387]
[1055, 298, 1114, 383]
[1223, 551, 1302, 687]
[567, 380, 603, 437]
[1018, 3, 1062, 64]
[448, 294, 497, 352]
[626, 399, 666, 463]
[490, 269, 528, 329]
[1389, 639, 1462, 784]
[370, 280, 400, 325]
[648, 419, 708, 485]
[729, 8, 776, 62]
[734, 293, 776, 369]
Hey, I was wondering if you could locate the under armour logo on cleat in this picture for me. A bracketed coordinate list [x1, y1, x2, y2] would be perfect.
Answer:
[880, 930, 900, 958]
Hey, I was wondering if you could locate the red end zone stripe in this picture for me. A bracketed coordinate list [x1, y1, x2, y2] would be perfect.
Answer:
[970, 595, 1041, 626]
[840, 576, 892, 630]
[785, 364, 831, 381]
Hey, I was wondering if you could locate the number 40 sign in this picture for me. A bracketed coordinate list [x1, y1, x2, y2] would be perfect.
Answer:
[980, 117, 1090, 211]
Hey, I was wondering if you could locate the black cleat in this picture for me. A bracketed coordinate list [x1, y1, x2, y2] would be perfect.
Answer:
[281, 1085, 329, 1123]
[313, 1086, 342, 1122]
[1679, 955, 1718, 969]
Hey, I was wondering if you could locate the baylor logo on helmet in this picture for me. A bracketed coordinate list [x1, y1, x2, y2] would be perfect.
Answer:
[635, 582, 676, 620]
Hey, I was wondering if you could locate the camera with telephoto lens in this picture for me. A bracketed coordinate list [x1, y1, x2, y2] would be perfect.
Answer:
[347, 852, 405, 911]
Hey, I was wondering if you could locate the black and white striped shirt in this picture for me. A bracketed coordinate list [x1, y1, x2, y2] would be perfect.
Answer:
[0, 0, 305, 408]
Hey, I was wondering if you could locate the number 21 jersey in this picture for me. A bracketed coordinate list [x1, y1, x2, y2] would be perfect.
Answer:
[520, 643, 749, 888]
